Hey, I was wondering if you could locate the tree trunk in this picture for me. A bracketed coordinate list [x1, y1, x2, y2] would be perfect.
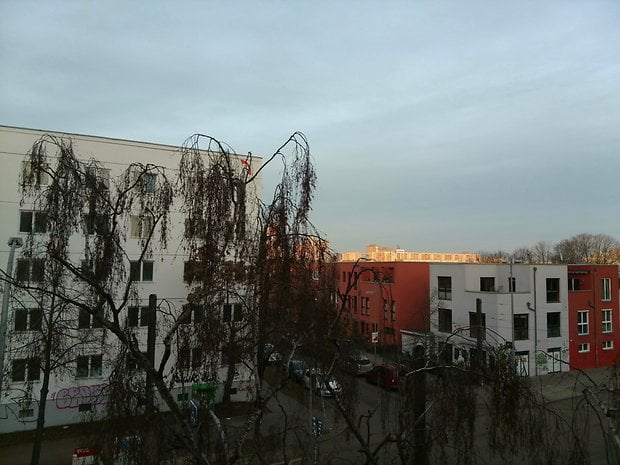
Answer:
[31, 362, 51, 465]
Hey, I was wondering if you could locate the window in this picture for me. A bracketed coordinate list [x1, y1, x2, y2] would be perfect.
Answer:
[438, 276, 452, 300]
[383, 300, 388, 320]
[546, 278, 560, 303]
[78, 308, 103, 329]
[577, 310, 589, 335]
[179, 304, 204, 325]
[142, 173, 156, 193]
[480, 277, 495, 292]
[14, 308, 42, 331]
[602, 278, 611, 301]
[130, 215, 153, 238]
[602, 309, 612, 333]
[603, 340, 614, 351]
[12, 358, 40, 382]
[547, 312, 561, 338]
[19, 210, 47, 233]
[508, 277, 516, 293]
[438, 308, 452, 333]
[513, 314, 529, 340]
[578, 343, 590, 353]
[178, 347, 203, 370]
[127, 306, 149, 327]
[223, 303, 242, 322]
[81, 214, 109, 235]
[76, 355, 103, 378]
[568, 278, 580, 291]
[126, 351, 148, 371]
[16, 259, 44, 283]
[391, 301, 396, 321]
[352, 295, 357, 314]
[183, 261, 200, 283]
[86, 166, 110, 191]
[129, 261, 153, 282]
[469, 312, 486, 340]
[547, 347, 562, 373]
[22, 161, 49, 186]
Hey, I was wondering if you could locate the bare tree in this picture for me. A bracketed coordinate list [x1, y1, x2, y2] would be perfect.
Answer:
[554, 233, 620, 264]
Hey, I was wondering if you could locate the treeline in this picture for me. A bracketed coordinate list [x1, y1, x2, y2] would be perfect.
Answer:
[479, 233, 620, 264]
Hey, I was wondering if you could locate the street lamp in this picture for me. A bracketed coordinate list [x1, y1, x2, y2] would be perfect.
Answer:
[526, 266, 538, 376]
[0, 237, 24, 391]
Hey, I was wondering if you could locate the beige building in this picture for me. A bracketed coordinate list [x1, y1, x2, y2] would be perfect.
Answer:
[339, 244, 481, 263]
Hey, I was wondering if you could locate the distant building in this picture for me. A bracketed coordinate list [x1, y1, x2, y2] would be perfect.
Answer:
[335, 261, 430, 347]
[339, 244, 481, 263]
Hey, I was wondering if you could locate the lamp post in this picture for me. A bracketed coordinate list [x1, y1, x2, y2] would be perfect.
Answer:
[527, 266, 538, 376]
[0, 237, 24, 391]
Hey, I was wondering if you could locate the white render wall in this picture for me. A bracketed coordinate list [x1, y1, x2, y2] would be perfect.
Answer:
[0, 126, 261, 432]
[429, 263, 570, 376]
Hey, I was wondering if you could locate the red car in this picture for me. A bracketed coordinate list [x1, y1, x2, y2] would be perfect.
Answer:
[365, 363, 407, 389]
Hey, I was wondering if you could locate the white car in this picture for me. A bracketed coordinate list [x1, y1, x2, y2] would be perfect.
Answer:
[302, 369, 342, 397]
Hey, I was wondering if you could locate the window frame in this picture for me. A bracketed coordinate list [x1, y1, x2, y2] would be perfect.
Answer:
[468, 312, 486, 340]
[16, 258, 45, 283]
[578, 343, 590, 353]
[602, 278, 612, 301]
[437, 276, 452, 300]
[438, 308, 452, 333]
[19, 210, 48, 234]
[602, 309, 612, 334]
[129, 261, 154, 282]
[14, 308, 43, 331]
[577, 310, 589, 335]
[480, 277, 495, 292]
[546, 312, 561, 338]
[546, 278, 560, 303]
[513, 314, 529, 341]
[11, 357, 41, 382]
[76, 354, 103, 378]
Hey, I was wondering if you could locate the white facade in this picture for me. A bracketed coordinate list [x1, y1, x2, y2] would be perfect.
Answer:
[429, 263, 570, 377]
[0, 126, 261, 432]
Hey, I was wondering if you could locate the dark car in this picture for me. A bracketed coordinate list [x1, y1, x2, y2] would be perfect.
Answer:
[341, 353, 373, 376]
[365, 363, 408, 389]
[286, 359, 308, 383]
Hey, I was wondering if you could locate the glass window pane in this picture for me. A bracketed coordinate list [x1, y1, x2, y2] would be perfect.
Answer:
[19, 211, 33, 233]
[14, 309, 28, 331]
[142, 262, 153, 281]
[129, 261, 141, 281]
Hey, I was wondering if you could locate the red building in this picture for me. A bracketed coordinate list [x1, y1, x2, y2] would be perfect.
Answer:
[568, 264, 620, 370]
[335, 261, 430, 347]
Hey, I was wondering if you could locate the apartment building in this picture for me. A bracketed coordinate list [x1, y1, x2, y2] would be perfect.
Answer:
[335, 261, 430, 347]
[339, 244, 481, 263]
[567, 264, 619, 370]
[0, 126, 259, 432]
[428, 263, 571, 376]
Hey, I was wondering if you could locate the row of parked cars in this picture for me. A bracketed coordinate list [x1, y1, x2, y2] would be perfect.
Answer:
[281, 349, 409, 396]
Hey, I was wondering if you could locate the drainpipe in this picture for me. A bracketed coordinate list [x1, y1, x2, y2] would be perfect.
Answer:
[527, 266, 538, 376]
[0, 237, 24, 391]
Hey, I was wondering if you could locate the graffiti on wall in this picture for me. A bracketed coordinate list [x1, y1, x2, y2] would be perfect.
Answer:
[51, 383, 109, 410]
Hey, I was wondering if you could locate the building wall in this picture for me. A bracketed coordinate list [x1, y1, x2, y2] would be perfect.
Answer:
[0, 126, 260, 432]
[335, 261, 430, 347]
[568, 264, 620, 370]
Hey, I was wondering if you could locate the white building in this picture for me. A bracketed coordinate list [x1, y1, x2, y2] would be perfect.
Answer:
[0, 126, 260, 432]
[428, 263, 570, 376]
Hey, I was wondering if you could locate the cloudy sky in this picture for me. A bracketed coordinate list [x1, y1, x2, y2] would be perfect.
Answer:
[2, 1, 619, 254]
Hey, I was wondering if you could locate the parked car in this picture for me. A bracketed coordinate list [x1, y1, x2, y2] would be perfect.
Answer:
[302, 369, 343, 397]
[263, 343, 282, 365]
[286, 359, 308, 383]
[341, 353, 373, 376]
[365, 363, 408, 389]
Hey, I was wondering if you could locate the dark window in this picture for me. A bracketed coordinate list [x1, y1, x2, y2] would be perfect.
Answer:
[19, 211, 47, 233]
[469, 312, 486, 340]
[508, 277, 516, 293]
[129, 261, 153, 282]
[438, 276, 452, 300]
[568, 278, 580, 291]
[15, 309, 42, 331]
[513, 314, 529, 340]
[78, 309, 103, 329]
[547, 312, 561, 338]
[183, 261, 200, 283]
[81, 214, 109, 235]
[12, 358, 40, 382]
[223, 303, 242, 322]
[16, 259, 45, 283]
[127, 306, 149, 327]
[546, 278, 560, 303]
[76, 355, 102, 378]
[438, 308, 452, 333]
[480, 277, 495, 292]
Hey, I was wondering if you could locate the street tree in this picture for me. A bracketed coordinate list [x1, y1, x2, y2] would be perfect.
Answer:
[5, 131, 335, 465]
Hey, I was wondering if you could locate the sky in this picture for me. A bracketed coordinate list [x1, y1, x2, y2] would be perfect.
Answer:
[1, 1, 619, 254]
